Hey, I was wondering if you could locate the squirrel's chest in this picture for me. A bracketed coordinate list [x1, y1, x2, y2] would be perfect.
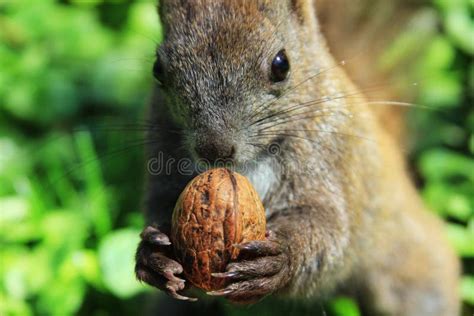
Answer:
[241, 160, 278, 207]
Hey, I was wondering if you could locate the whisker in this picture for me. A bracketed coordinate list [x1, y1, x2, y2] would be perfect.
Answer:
[70, 120, 183, 135]
[108, 56, 156, 64]
[248, 82, 398, 130]
[364, 100, 439, 111]
[244, 51, 385, 128]
[249, 92, 436, 132]
[250, 94, 366, 131]
[246, 142, 269, 152]
[255, 111, 353, 134]
[45, 137, 163, 190]
[77, 126, 182, 135]
[249, 90, 359, 129]
[125, 28, 162, 47]
[72, 126, 150, 133]
[247, 132, 342, 158]
[257, 129, 376, 144]
[245, 59, 346, 126]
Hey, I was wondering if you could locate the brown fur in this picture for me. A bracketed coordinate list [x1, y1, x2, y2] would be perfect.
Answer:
[135, 1, 460, 314]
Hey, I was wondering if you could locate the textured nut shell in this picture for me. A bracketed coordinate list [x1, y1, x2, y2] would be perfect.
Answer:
[171, 168, 266, 291]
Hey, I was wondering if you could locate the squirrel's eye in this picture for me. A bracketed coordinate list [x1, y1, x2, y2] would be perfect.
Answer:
[152, 58, 164, 84]
[271, 49, 290, 82]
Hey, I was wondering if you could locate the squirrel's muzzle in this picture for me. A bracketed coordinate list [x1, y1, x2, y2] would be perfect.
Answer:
[193, 129, 236, 162]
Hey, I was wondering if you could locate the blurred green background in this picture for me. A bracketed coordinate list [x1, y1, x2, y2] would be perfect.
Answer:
[0, 0, 472, 315]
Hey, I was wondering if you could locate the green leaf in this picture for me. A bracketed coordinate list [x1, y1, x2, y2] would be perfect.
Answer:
[0, 294, 33, 316]
[419, 149, 474, 182]
[470, 134, 474, 154]
[445, 194, 472, 221]
[74, 131, 112, 237]
[0, 181, 44, 242]
[421, 36, 456, 71]
[0, 196, 29, 225]
[127, 1, 162, 43]
[37, 258, 86, 316]
[40, 211, 88, 250]
[422, 181, 474, 220]
[445, 223, 474, 257]
[1, 246, 51, 300]
[98, 228, 147, 298]
[72, 250, 103, 289]
[418, 72, 462, 108]
[444, 7, 474, 54]
[329, 296, 361, 316]
[70, 0, 103, 6]
[461, 276, 474, 305]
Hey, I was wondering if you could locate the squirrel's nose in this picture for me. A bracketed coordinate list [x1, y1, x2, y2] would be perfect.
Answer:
[194, 141, 236, 162]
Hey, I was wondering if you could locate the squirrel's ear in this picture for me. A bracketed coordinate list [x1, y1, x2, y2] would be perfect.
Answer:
[290, 0, 317, 24]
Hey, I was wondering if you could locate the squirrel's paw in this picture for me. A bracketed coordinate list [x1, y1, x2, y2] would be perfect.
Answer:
[209, 230, 290, 303]
[135, 225, 197, 301]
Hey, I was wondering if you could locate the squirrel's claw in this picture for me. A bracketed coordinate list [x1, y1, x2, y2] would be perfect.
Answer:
[135, 225, 197, 302]
[206, 274, 283, 303]
[234, 240, 282, 258]
[140, 225, 171, 246]
[209, 236, 290, 303]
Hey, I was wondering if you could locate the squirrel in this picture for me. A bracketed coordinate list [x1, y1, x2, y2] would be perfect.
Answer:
[134, 1, 460, 315]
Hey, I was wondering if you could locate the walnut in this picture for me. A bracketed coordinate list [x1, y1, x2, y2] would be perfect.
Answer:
[171, 168, 266, 291]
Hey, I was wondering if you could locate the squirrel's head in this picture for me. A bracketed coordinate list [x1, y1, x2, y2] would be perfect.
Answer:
[155, 0, 327, 166]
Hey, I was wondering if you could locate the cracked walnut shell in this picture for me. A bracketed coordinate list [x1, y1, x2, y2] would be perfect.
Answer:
[171, 168, 266, 291]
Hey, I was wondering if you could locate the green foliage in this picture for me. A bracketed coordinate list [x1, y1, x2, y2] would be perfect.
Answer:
[98, 228, 144, 298]
[0, 1, 156, 315]
[0, 0, 472, 315]
[434, 0, 474, 54]
[409, 1, 474, 313]
[328, 297, 360, 316]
